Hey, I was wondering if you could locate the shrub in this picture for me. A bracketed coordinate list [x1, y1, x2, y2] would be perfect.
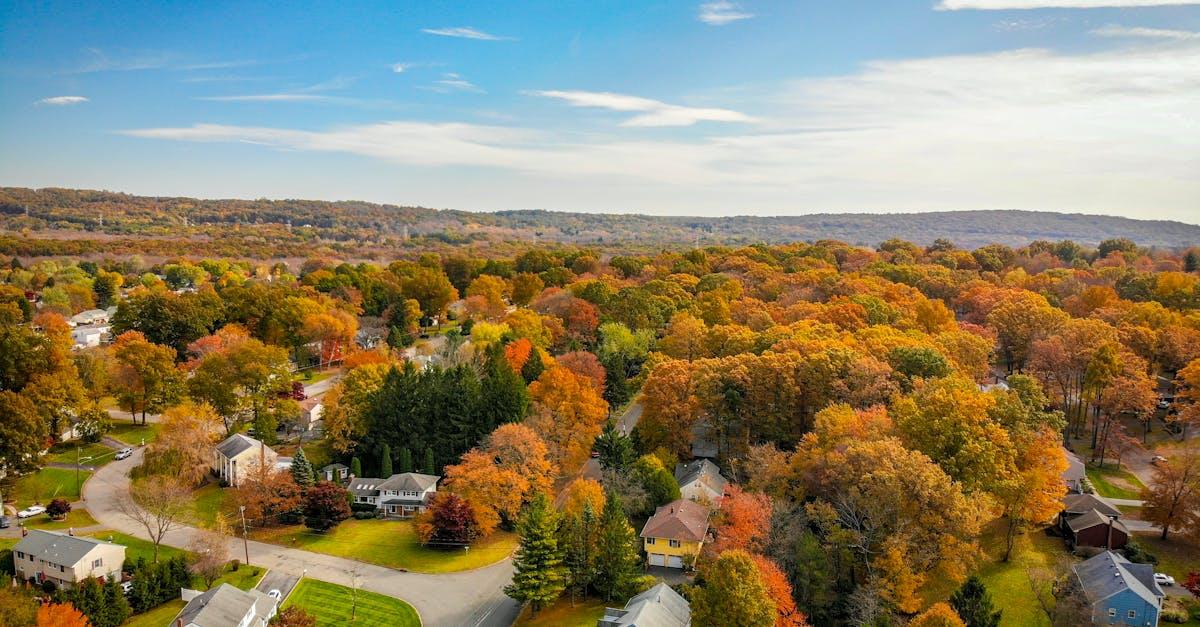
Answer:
[41, 579, 56, 593]
[1122, 542, 1158, 565]
[46, 498, 72, 519]
[231, 559, 240, 571]
[353, 511, 375, 520]
[1160, 608, 1188, 623]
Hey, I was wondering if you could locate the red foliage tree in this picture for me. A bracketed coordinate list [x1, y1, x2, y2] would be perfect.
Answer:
[555, 351, 606, 395]
[416, 492, 480, 545]
[303, 481, 352, 531]
[708, 485, 772, 555]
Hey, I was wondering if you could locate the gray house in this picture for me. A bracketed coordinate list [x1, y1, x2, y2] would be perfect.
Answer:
[674, 459, 727, 504]
[1072, 551, 1164, 626]
[175, 583, 278, 627]
[348, 472, 440, 517]
[599, 582, 691, 627]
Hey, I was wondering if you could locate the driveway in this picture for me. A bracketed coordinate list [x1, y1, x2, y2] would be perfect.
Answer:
[82, 449, 518, 627]
[255, 569, 299, 600]
[302, 373, 341, 399]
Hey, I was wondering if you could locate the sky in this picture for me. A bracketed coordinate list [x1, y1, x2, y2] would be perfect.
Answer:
[0, 1, 1197, 222]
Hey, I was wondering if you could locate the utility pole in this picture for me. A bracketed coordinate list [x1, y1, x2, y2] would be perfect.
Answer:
[239, 506, 250, 566]
[75, 444, 81, 495]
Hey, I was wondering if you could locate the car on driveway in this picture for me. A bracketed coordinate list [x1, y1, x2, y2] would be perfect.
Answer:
[267, 589, 282, 601]
[1151, 455, 1168, 465]
[1154, 573, 1175, 586]
[17, 505, 46, 519]
[0, 515, 10, 528]
[115, 447, 133, 460]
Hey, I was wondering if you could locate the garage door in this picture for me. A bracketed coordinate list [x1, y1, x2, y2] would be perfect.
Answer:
[648, 553, 666, 567]
[667, 555, 684, 569]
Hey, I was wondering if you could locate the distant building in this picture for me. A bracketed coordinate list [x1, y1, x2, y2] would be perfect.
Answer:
[174, 583, 278, 627]
[1059, 493, 1128, 550]
[348, 472, 440, 517]
[640, 499, 710, 569]
[298, 397, 324, 432]
[320, 463, 350, 483]
[212, 434, 278, 487]
[599, 582, 691, 627]
[1072, 551, 1163, 626]
[71, 324, 110, 349]
[674, 459, 726, 504]
[12, 529, 125, 590]
[69, 309, 109, 327]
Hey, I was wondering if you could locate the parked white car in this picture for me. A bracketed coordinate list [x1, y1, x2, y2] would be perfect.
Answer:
[1154, 573, 1175, 587]
[17, 505, 46, 519]
[115, 447, 133, 460]
[267, 589, 282, 601]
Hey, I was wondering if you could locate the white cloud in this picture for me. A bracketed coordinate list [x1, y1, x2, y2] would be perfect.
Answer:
[698, 1, 754, 25]
[530, 90, 754, 127]
[423, 73, 484, 94]
[36, 96, 88, 106]
[939, 0, 1200, 8]
[420, 27, 513, 41]
[1091, 24, 1200, 39]
[123, 40, 1200, 218]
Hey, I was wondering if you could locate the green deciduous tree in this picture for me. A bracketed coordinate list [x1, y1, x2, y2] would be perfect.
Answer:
[692, 549, 776, 627]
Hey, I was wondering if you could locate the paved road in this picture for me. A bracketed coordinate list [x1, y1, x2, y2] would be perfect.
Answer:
[580, 399, 643, 484]
[82, 449, 517, 627]
[302, 372, 341, 398]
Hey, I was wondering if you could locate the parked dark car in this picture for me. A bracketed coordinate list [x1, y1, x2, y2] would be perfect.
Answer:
[0, 515, 10, 528]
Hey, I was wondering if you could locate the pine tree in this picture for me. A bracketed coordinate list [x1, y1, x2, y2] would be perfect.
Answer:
[562, 500, 598, 602]
[351, 456, 362, 478]
[593, 492, 642, 601]
[595, 422, 636, 471]
[399, 447, 413, 473]
[102, 578, 131, 627]
[380, 443, 393, 477]
[521, 348, 545, 384]
[950, 576, 1002, 627]
[1186, 250, 1199, 273]
[423, 447, 435, 475]
[291, 447, 315, 489]
[481, 344, 531, 430]
[504, 492, 567, 613]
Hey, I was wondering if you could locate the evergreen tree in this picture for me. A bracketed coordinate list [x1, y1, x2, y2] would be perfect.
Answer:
[291, 447, 315, 489]
[380, 443, 393, 477]
[399, 447, 413, 473]
[950, 576, 1002, 627]
[600, 352, 630, 406]
[504, 492, 567, 613]
[481, 344, 531, 430]
[562, 500, 598, 602]
[595, 422, 636, 471]
[1186, 250, 1199, 273]
[593, 492, 642, 601]
[102, 578, 131, 627]
[350, 456, 362, 477]
[521, 348, 545, 384]
[423, 447, 435, 475]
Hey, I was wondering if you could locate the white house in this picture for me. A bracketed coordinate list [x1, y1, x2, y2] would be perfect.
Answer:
[175, 583, 278, 627]
[298, 397, 324, 432]
[348, 472, 440, 517]
[69, 309, 109, 327]
[212, 434, 278, 487]
[674, 459, 727, 504]
[71, 324, 110, 349]
[12, 529, 126, 590]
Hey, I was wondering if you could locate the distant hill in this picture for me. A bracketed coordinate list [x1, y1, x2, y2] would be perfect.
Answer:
[1, 187, 1197, 252]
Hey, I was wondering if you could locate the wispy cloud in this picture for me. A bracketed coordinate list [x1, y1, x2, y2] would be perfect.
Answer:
[992, 17, 1060, 31]
[392, 61, 439, 74]
[1091, 24, 1200, 39]
[939, 0, 1200, 9]
[61, 48, 310, 75]
[698, 1, 754, 25]
[530, 90, 754, 127]
[198, 94, 335, 102]
[36, 96, 89, 106]
[420, 27, 514, 41]
[424, 73, 485, 94]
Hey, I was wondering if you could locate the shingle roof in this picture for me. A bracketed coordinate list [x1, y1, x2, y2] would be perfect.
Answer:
[13, 530, 119, 567]
[215, 433, 270, 459]
[601, 582, 691, 627]
[177, 583, 276, 627]
[641, 499, 710, 543]
[1067, 508, 1128, 535]
[322, 463, 349, 471]
[378, 472, 439, 493]
[1062, 493, 1120, 518]
[674, 459, 727, 498]
[348, 477, 384, 496]
[1073, 551, 1163, 607]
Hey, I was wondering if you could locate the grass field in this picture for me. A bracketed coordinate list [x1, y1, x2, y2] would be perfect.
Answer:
[208, 562, 266, 591]
[922, 519, 1072, 627]
[1085, 464, 1145, 500]
[45, 441, 116, 467]
[86, 530, 188, 563]
[186, 482, 234, 528]
[121, 600, 185, 627]
[24, 508, 99, 530]
[10, 467, 90, 507]
[252, 518, 517, 573]
[516, 597, 607, 626]
[108, 419, 162, 446]
[283, 578, 420, 626]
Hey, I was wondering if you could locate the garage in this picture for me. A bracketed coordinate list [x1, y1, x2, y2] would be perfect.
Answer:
[666, 555, 684, 569]
[648, 553, 666, 567]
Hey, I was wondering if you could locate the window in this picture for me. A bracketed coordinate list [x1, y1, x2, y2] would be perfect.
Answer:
[646, 537, 656, 545]
[58, 565, 65, 572]
[669, 540, 681, 548]
[15, 551, 23, 559]
[1127, 610, 1136, 619]
[92, 558, 103, 569]
[1107, 609, 1116, 617]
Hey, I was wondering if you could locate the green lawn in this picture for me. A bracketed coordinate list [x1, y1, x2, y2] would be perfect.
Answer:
[121, 600, 185, 627]
[108, 420, 162, 446]
[187, 482, 234, 528]
[283, 578, 420, 627]
[1086, 464, 1145, 500]
[208, 562, 266, 591]
[1131, 532, 1200, 582]
[0, 537, 17, 550]
[252, 518, 518, 573]
[24, 508, 98, 530]
[923, 519, 1071, 627]
[85, 530, 187, 563]
[10, 467, 90, 507]
[45, 441, 116, 467]
[517, 596, 607, 626]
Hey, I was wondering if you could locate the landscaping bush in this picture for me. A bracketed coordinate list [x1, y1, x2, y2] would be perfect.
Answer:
[350, 502, 377, 513]
[353, 511, 375, 520]
[0, 549, 13, 576]
[46, 498, 72, 519]
[41, 579, 56, 594]
[1121, 541, 1158, 565]
[1160, 607, 1188, 624]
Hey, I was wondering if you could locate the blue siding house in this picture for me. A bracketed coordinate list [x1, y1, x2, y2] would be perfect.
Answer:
[1073, 551, 1164, 626]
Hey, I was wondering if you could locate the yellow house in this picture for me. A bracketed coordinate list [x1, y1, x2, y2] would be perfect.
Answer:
[640, 498, 710, 569]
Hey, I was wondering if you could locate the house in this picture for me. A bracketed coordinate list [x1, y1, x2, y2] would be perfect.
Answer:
[674, 459, 727, 504]
[71, 324, 110, 349]
[212, 434, 278, 487]
[298, 397, 324, 432]
[641, 499, 710, 569]
[1063, 449, 1087, 494]
[12, 529, 126, 590]
[1072, 551, 1163, 626]
[348, 472, 440, 517]
[69, 309, 109, 327]
[1059, 494, 1128, 550]
[320, 463, 350, 483]
[599, 582, 691, 627]
[174, 583, 278, 627]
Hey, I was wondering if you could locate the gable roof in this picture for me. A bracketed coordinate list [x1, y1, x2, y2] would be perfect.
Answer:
[641, 499, 710, 543]
[321, 463, 349, 471]
[378, 472, 439, 492]
[674, 459, 726, 497]
[13, 530, 119, 566]
[1073, 551, 1164, 607]
[1067, 508, 1128, 535]
[1062, 493, 1120, 518]
[299, 397, 323, 411]
[215, 433, 270, 459]
[601, 582, 691, 627]
[177, 583, 276, 627]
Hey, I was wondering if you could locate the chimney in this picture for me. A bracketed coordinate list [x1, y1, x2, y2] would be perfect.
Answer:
[1107, 514, 1117, 550]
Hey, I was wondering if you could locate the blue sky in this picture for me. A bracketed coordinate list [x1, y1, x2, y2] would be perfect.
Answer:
[1, 1, 1197, 221]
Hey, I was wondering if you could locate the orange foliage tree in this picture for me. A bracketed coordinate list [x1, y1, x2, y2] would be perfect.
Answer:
[527, 366, 609, 471]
